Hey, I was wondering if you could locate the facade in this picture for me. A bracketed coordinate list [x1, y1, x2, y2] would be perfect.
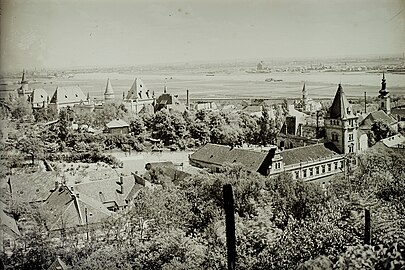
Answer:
[324, 84, 359, 154]
[123, 78, 155, 114]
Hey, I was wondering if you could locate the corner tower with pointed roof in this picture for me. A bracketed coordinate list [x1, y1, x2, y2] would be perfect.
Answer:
[378, 73, 390, 115]
[104, 78, 115, 101]
[324, 84, 358, 154]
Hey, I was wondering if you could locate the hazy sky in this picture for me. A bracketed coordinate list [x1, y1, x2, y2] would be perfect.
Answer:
[1, 0, 404, 72]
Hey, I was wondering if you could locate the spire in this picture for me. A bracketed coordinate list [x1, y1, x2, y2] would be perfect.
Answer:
[379, 72, 389, 97]
[87, 92, 90, 101]
[21, 69, 26, 83]
[329, 84, 354, 119]
[163, 85, 167, 93]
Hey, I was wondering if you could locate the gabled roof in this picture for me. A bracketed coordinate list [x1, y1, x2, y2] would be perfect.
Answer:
[106, 119, 129, 129]
[74, 175, 140, 208]
[47, 257, 68, 270]
[280, 143, 340, 166]
[381, 134, 405, 148]
[42, 185, 111, 231]
[31, 88, 49, 106]
[50, 86, 86, 105]
[0, 201, 20, 237]
[190, 143, 269, 172]
[126, 78, 151, 100]
[328, 84, 355, 119]
[359, 110, 397, 129]
[5, 172, 60, 203]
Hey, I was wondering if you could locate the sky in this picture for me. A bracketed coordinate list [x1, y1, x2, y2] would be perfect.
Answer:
[1, 0, 404, 72]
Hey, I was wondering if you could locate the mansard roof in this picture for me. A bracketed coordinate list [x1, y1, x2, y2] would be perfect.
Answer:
[328, 84, 355, 119]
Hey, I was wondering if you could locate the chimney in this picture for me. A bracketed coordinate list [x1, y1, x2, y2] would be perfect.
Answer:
[186, 89, 190, 108]
[364, 91, 367, 114]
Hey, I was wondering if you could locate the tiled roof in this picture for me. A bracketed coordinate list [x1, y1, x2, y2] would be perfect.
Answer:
[74, 175, 139, 207]
[50, 86, 86, 105]
[42, 185, 111, 231]
[31, 88, 49, 107]
[381, 134, 405, 148]
[6, 172, 60, 203]
[0, 202, 20, 237]
[190, 143, 269, 172]
[280, 143, 340, 166]
[360, 110, 397, 129]
[106, 119, 129, 129]
[329, 84, 355, 119]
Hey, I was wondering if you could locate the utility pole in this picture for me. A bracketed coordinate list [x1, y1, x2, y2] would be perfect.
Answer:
[85, 208, 89, 241]
[223, 184, 236, 270]
[364, 208, 371, 245]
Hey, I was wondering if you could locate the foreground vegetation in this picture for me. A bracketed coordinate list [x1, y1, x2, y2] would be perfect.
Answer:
[1, 147, 404, 269]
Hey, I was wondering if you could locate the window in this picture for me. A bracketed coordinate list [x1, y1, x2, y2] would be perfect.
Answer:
[334, 162, 338, 170]
[315, 166, 320, 174]
[295, 171, 299, 179]
[330, 120, 333, 125]
[303, 169, 307, 178]
[309, 168, 314, 176]
[332, 133, 339, 141]
[321, 165, 326, 173]
[349, 133, 354, 141]
[349, 144, 354, 153]
[327, 163, 332, 171]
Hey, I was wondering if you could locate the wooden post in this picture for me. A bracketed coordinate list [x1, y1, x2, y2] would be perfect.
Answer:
[364, 208, 371, 245]
[223, 184, 236, 270]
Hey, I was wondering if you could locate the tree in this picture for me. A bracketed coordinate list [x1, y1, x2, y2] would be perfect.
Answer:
[258, 105, 278, 146]
[8, 96, 32, 120]
[370, 119, 396, 143]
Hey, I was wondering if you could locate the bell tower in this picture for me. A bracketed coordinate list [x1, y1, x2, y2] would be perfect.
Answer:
[378, 72, 390, 115]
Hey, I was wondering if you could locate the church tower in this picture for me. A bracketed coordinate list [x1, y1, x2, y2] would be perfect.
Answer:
[324, 84, 358, 154]
[302, 83, 308, 111]
[378, 73, 390, 115]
